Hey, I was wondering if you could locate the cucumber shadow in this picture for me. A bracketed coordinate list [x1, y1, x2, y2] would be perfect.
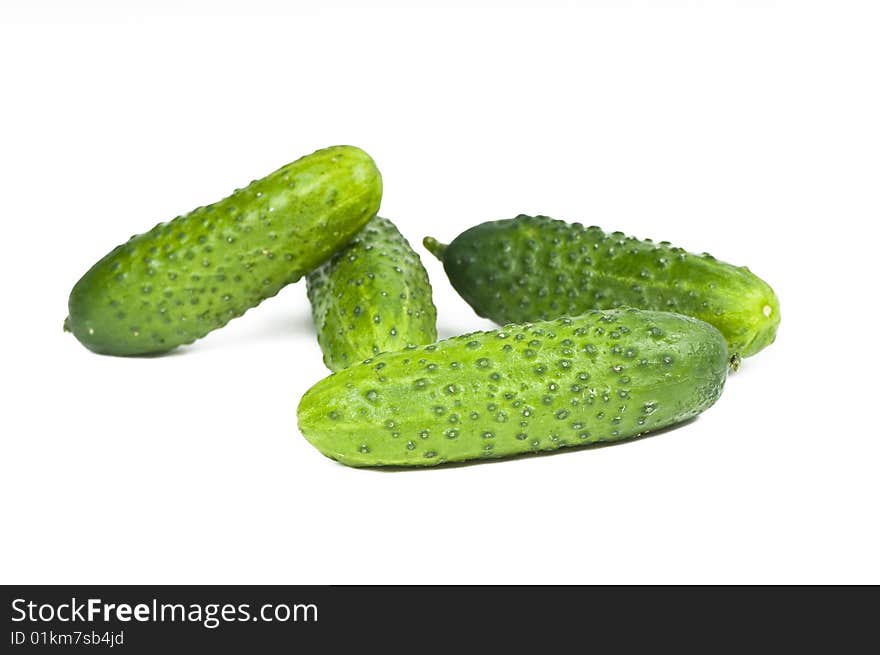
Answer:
[101, 308, 316, 358]
[346, 416, 700, 474]
[191, 310, 316, 352]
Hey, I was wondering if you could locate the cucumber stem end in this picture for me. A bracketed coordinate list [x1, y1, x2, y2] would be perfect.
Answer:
[422, 236, 447, 260]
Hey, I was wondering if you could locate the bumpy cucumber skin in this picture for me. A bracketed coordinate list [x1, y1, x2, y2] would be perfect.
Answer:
[306, 217, 437, 372]
[66, 146, 382, 355]
[425, 215, 780, 358]
[297, 309, 728, 467]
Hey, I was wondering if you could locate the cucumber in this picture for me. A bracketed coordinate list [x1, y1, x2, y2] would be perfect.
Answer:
[66, 145, 382, 356]
[424, 215, 780, 358]
[306, 216, 437, 372]
[297, 308, 728, 467]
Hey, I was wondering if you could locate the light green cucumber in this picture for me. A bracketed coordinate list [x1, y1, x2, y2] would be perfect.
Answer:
[425, 215, 780, 358]
[297, 308, 728, 467]
[306, 216, 437, 372]
[66, 145, 382, 355]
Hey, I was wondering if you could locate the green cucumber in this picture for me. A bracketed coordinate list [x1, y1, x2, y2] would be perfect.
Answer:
[306, 216, 437, 372]
[424, 215, 779, 358]
[66, 145, 382, 355]
[297, 308, 728, 467]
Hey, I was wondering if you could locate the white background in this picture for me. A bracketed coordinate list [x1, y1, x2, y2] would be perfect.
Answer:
[1, 1, 878, 584]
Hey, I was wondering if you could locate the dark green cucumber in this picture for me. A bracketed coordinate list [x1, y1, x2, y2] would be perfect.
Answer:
[297, 309, 728, 467]
[424, 215, 780, 358]
[306, 216, 437, 372]
[66, 145, 382, 355]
